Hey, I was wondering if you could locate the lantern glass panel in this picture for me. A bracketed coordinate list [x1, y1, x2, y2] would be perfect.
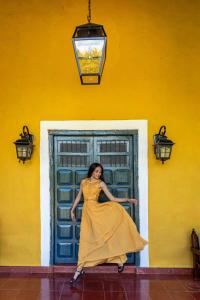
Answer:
[160, 145, 171, 158]
[27, 147, 32, 158]
[82, 75, 99, 84]
[155, 146, 160, 158]
[74, 39, 105, 74]
[17, 146, 28, 158]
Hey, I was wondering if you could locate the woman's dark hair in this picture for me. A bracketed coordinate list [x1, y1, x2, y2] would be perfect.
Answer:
[87, 162, 105, 182]
[87, 162, 107, 202]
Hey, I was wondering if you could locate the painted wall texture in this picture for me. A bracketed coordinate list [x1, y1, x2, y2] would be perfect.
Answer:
[0, 0, 199, 267]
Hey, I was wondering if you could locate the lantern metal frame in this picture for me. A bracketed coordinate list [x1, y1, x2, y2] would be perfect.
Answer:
[72, 0, 107, 85]
[153, 125, 175, 164]
[13, 126, 34, 163]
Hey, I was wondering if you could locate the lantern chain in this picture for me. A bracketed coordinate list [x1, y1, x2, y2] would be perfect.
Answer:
[87, 0, 91, 23]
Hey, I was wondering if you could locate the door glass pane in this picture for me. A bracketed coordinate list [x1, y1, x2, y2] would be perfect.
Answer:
[59, 141, 88, 153]
[58, 155, 88, 167]
[98, 141, 129, 152]
[99, 155, 128, 167]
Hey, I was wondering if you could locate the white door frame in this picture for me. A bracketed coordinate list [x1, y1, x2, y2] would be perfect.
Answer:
[40, 120, 149, 267]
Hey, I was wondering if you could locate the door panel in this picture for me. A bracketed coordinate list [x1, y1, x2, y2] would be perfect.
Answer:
[94, 136, 135, 263]
[54, 136, 93, 264]
[53, 134, 137, 264]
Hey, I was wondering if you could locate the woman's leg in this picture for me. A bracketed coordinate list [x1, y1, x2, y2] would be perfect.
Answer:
[71, 263, 84, 281]
[72, 267, 83, 280]
[105, 254, 126, 272]
[118, 255, 125, 267]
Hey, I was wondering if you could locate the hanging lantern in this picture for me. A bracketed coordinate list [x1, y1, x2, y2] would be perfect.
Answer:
[72, 0, 107, 85]
[13, 126, 34, 163]
[153, 126, 175, 164]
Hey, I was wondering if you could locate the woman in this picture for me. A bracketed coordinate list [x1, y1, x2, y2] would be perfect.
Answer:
[70, 163, 148, 284]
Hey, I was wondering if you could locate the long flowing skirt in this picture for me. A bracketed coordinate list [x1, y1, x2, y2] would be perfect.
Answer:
[77, 201, 148, 268]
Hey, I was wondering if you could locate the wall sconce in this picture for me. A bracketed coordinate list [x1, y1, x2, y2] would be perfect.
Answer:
[13, 126, 34, 163]
[153, 125, 175, 164]
[72, 0, 107, 85]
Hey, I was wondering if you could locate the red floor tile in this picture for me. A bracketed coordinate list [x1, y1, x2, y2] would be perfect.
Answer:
[0, 278, 9, 288]
[0, 290, 19, 300]
[148, 290, 173, 300]
[182, 280, 200, 292]
[39, 290, 61, 300]
[104, 274, 128, 280]
[125, 290, 150, 300]
[44, 278, 65, 291]
[82, 291, 104, 300]
[0, 273, 197, 300]
[22, 278, 60, 292]
[60, 288, 83, 300]
[105, 291, 126, 300]
[104, 280, 124, 291]
[62, 285, 83, 296]
[160, 279, 186, 291]
[0, 278, 29, 290]
[85, 273, 105, 280]
[192, 292, 200, 300]
[122, 279, 153, 291]
[169, 291, 194, 300]
[15, 290, 39, 300]
[84, 280, 104, 291]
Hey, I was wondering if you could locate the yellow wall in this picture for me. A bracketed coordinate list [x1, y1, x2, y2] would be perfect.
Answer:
[0, 0, 199, 267]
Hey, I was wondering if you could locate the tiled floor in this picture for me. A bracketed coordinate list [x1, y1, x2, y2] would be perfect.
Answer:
[0, 273, 199, 300]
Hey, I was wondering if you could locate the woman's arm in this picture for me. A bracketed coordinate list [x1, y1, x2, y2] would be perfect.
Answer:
[70, 180, 83, 221]
[100, 181, 138, 205]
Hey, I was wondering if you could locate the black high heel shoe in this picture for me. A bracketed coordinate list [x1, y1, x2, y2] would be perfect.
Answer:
[118, 264, 124, 273]
[69, 269, 84, 285]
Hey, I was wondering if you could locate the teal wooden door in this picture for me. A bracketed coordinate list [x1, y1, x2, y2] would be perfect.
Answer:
[52, 133, 138, 265]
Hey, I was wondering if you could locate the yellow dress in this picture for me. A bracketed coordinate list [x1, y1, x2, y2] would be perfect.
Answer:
[77, 178, 148, 268]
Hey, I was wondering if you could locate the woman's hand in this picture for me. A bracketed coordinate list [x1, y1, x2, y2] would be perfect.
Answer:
[70, 210, 76, 222]
[128, 198, 138, 205]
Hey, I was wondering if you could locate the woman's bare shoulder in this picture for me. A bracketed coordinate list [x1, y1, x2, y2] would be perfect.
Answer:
[81, 178, 88, 184]
[99, 180, 106, 187]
